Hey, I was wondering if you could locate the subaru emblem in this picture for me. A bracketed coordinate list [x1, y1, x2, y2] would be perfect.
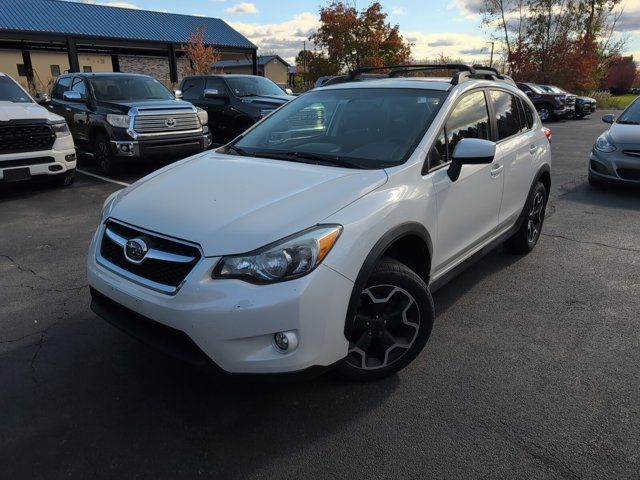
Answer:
[124, 238, 148, 264]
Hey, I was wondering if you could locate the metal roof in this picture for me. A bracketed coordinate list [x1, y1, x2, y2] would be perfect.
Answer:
[0, 0, 257, 49]
[213, 55, 290, 69]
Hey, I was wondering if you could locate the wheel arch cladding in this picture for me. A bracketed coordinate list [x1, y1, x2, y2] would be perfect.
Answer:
[343, 223, 433, 339]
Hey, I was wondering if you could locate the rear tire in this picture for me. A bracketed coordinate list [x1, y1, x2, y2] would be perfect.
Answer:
[337, 258, 434, 381]
[504, 181, 547, 254]
[52, 169, 75, 187]
[94, 134, 120, 175]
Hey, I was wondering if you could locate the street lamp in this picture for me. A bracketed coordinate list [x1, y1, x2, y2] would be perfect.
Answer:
[486, 41, 495, 67]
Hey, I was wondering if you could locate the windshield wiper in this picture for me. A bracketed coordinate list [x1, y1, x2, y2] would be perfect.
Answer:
[224, 145, 253, 156]
[283, 151, 362, 169]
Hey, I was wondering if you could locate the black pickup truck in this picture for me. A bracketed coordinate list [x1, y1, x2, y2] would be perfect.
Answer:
[46, 73, 211, 173]
[179, 74, 294, 145]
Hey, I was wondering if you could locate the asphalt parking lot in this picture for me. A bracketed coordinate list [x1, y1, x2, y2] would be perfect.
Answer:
[1, 111, 639, 479]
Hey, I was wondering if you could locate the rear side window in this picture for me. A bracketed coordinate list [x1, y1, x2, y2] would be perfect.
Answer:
[182, 78, 205, 100]
[519, 98, 535, 128]
[490, 90, 526, 140]
[53, 77, 72, 99]
[429, 90, 490, 170]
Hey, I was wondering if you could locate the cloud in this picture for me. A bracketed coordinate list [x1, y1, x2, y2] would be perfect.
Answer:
[406, 32, 498, 62]
[449, 0, 484, 20]
[227, 12, 319, 63]
[225, 2, 258, 14]
[392, 7, 406, 15]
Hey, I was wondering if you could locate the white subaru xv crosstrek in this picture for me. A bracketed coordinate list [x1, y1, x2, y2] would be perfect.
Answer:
[88, 65, 552, 380]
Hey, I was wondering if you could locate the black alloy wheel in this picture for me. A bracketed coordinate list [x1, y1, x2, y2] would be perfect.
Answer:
[339, 258, 434, 380]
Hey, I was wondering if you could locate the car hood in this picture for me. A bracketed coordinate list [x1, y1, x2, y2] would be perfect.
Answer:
[0, 101, 63, 122]
[111, 152, 387, 256]
[97, 99, 195, 113]
[609, 123, 640, 145]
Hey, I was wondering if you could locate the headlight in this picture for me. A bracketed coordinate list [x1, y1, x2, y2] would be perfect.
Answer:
[101, 189, 123, 221]
[595, 133, 616, 153]
[106, 114, 130, 128]
[555, 96, 564, 101]
[260, 109, 275, 118]
[213, 225, 342, 283]
[196, 108, 208, 126]
[51, 121, 70, 137]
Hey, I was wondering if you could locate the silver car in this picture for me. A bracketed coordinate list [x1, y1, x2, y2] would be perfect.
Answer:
[589, 98, 640, 186]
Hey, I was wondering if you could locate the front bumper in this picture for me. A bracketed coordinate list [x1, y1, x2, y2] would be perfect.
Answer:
[0, 135, 76, 181]
[87, 226, 352, 374]
[589, 149, 640, 184]
[111, 132, 212, 160]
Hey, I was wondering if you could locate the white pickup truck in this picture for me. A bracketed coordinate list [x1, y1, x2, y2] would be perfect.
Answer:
[0, 73, 76, 186]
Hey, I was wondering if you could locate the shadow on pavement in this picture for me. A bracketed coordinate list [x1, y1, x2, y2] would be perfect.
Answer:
[1, 315, 399, 479]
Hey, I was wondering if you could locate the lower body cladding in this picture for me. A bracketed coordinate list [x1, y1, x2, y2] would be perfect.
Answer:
[0, 140, 76, 183]
[87, 233, 352, 374]
[111, 131, 212, 160]
[589, 149, 640, 185]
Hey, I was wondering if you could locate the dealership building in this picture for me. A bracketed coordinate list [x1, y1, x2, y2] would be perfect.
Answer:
[0, 0, 258, 90]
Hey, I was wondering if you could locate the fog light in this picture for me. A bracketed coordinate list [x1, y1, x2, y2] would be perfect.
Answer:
[48, 164, 63, 172]
[65, 153, 76, 162]
[274, 331, 298, 353]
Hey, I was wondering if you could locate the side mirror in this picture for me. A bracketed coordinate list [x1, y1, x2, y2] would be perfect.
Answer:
[602, 114, 615, 124]
[174, 89, 183, 99]
[63, 91, 85, 103]
[447, 138, 496, 182]
[284, 87, 293, 95]
[525, 91, 533, 97]
[34, 92, 51, 104]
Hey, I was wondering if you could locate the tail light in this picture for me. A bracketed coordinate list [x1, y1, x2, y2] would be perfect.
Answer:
[543, 127, 552, 141]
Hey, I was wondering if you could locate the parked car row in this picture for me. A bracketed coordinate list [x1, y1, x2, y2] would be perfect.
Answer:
[517, 82, 597, 121]
[0, 70, 295, 183]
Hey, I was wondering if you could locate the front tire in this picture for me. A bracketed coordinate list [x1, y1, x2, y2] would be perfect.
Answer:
[338, 258, 434, 381]
[94, 134, 119, 175]
[52, 169, 75, 187]
[537, 104, 553, 122]
[504, 181, 547, 254]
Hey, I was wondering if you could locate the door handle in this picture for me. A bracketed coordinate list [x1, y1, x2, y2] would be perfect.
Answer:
[490, 164, 504, 178]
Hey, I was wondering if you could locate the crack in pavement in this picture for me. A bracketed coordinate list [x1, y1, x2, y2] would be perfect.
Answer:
[0, 283, 87, 294]
[0, 254, 48, 282]
[542, 233, 640, 254]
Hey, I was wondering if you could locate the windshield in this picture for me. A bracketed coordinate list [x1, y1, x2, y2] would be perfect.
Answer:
[226, 76, 286, 97]
[617, 97, 640, 124]
[0, 76, 32, 103]
[540, 85, 564, 94]
[527, 84, 545, 94]
[232, 88, 446, 169]
[89, 76, 174, 101]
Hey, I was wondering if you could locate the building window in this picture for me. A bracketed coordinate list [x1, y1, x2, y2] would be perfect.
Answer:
[83, 66, 92, 73]
[17, 64, 27, 76]
[50, 65, 61, 77]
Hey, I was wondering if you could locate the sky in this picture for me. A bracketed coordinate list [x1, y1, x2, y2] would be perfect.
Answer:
[80, 0, 640, 64]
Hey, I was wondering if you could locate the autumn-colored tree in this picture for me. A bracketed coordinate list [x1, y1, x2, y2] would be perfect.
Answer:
[310, 2, 411, 72]
[295, 50, 339, 86]
[182, 25, 221, 76]
[602, 55, 637, 94]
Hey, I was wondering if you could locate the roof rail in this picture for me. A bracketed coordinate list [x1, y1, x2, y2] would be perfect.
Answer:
[317, 64, 514, 87]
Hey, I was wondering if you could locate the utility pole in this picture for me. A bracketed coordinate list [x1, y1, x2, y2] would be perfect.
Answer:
[486, 41, 495, 67]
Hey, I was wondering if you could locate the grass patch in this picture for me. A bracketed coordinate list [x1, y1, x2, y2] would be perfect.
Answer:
[590, 92, 638, 110]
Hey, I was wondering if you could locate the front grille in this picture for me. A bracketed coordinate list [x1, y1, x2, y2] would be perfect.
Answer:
[0, 123, 56, 154]
[133, 111, 200, 133]
[0, 156, 54, 168]
[617, 168, 640, 181]
[99, 220, 201, 292]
